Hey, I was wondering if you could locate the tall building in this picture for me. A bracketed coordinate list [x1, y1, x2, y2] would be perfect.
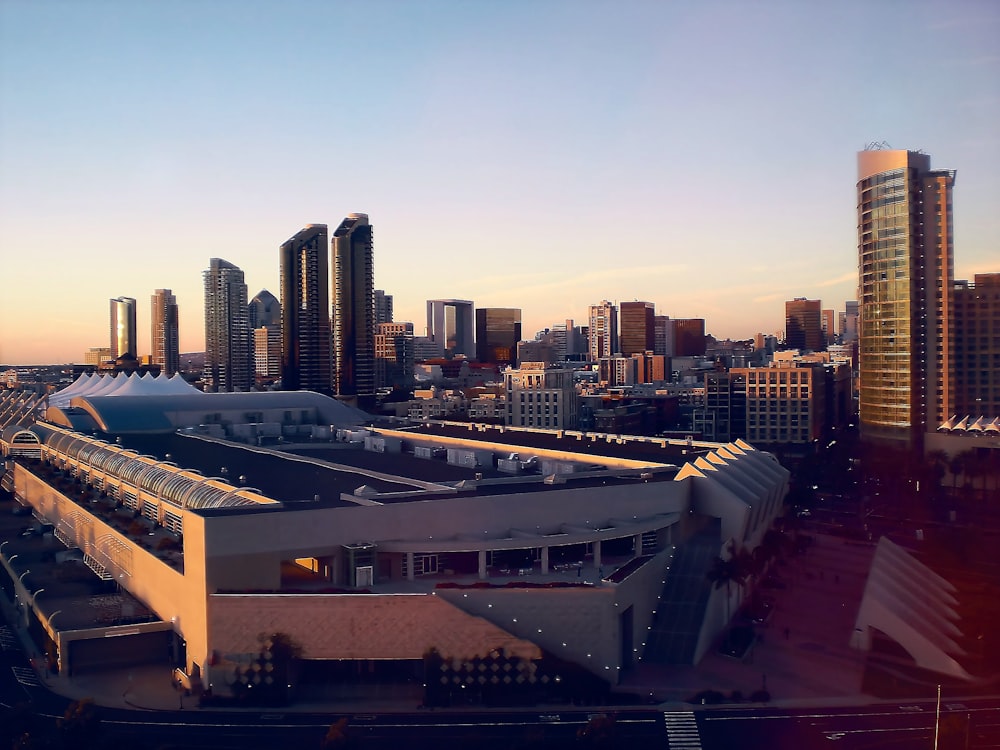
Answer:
[109, 296, 137, 361]
[842, 300, 859, 343]
[332, 213, 376, 405]
[374, 322, 414, 390]
[375, 290, 394, 325]
[254, 325, 283, 383]
[426, 299, 475, 358]
[588, 300, 617, 361]
[822, 309, 836, 346]
[951, 273, 1000, 420]
[784, 298, 824, 351]
[280, 224, 331, 393]
[150, 289, 180, 376]
[203, 258, 250, 392]
[475, 308, 521, 367]
[857, 148, 955, 447]
[673, 318, 706, 356]
[619, 301, 656, 356]
[654, 315, 672, 357]
[249, 289, 281, 329]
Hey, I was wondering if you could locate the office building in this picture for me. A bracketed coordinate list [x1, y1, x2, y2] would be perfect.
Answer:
[203, 258, 251, 392]
[280, 224, 331, 393]
[951, 273, 1000, 420]
[83, 347, 111, 368]
[654, 315, 672, 357]
[822, 309, 836, 346]
[588, 301, 617, 361]
[332, 213, 376, 405]
[375, 290, 394, 325]
[249, 289, 280, 330]
[842, 301, 859, 343]
[619, 301, 656, 356]
[374, 322, 414, 390]
[150, 289, 180, 376]
[784, 298, 824, 352]
[475, 308, 521, 367]
[426, 299, 474, 358]
[253, 325, 282, 383]
[857, 148, 955, 447]
[109, 296, 137, 361]
[673, 319, 706, 357]
[504, 362, 578, 429]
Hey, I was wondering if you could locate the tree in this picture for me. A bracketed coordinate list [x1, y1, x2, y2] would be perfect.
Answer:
[57, 699, 101, 749]
[707, 544, 746, 629]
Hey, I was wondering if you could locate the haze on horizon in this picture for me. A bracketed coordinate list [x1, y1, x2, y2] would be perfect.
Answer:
[1, 0, 998, 366]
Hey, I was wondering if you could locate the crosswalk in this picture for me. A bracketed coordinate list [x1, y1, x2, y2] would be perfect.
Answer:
[664, 711, 703, 749]
[11, 666, 41, 687]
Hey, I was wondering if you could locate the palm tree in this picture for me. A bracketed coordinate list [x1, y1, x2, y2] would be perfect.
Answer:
[707, 545, 746, 629]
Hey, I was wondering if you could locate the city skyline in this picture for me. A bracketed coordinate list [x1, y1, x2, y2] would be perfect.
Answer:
[1, 1, 998, 365]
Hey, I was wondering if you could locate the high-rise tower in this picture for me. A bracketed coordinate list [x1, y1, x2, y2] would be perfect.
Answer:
[203, 258, 250, 392]
[332, 213, 375, 405]
[784, 298, 824, 352]
[279, 224, 331, 393]
[426, 299, 475, 358]
[109, 296, 137, 361]
[588, 300, 617, 361]
[475, 308, 521, 367]
[857, 148, 955, 447]
[150, 289, 180, 376]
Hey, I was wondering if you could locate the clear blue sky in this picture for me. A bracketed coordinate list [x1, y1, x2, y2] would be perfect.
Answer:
[1, 0, 997, 364]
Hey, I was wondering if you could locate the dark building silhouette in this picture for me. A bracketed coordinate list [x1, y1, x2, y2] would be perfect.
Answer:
[476, 308, 522, 367]
[280, 224, 331, 393]
[785, 298, 824, 352]
[673, 318, 706, 357]
[332, 213, 375, 406]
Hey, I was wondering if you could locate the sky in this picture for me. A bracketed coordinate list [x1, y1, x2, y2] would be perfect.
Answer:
[1, 0, 998, 365]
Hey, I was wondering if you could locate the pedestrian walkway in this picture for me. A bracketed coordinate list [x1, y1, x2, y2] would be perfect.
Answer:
[621, 530, 878, 706]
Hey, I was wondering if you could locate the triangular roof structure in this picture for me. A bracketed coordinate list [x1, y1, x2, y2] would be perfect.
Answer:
[850, 537, 971, 680]
[50, 373, 96, 408]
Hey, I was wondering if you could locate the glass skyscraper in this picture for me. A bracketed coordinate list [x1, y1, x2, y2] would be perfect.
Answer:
[857, 148, 955, 447]
[203, 258, 250, 392]
[279, 224, 331, 393]
[150, 288, 180, 376]
[332, 213, 375, 405]
[109, 296, 137, 361]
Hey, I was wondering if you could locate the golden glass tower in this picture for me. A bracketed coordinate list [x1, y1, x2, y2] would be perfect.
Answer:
[857, 148, 955, 447]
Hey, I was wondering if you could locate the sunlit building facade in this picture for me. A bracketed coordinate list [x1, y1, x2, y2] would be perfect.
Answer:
[109, 296, 137, 361]
[857, 148, 955, 447]
[150, 289, 180, 376]
[476, 308, 521, 367]
[203, 258, 251, 392]
[588, 301, 617, 361]
[426, 299, 475, 358]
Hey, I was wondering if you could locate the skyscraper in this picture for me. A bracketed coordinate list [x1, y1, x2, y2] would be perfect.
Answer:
[150, 289, 180, 376]
[619, 301, 655, 356]
[476, 308, 522, 366]
[280, 224, 331, 393]
[375, 290, 394, 325]
[426, 299, 475, 358]
[857, 147, 955, 447]
[203, 258, 250, 392]
[249, 289, 281, 330]
[109, 296, 137, 361]
[588, 300, 617, 361]
[332, 213, 375, 405]
[784, 298, 824, 351]
[951, 274, 1000, 421]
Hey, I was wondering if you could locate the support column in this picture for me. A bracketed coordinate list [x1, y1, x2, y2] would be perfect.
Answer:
[541, 546, 549, 575]
[634, 533, 643, 556]
[478, 550, 487, 580]
[406, 552, 415, 582]
[593, 540, 602, 576]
